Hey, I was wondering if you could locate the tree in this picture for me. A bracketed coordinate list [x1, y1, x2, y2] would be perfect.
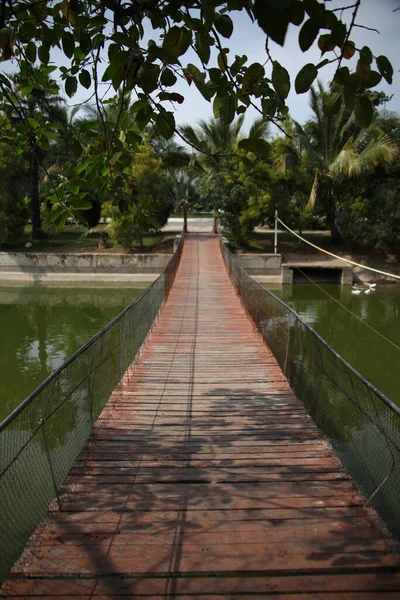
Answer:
[1, 66, 67, 237]
[0, 142, 28, 245]
[338, 112, 400, 252]
[107, 142, 173, 249]
[277, 82, 399, 240]
[0, 1, 394, 215]
[180, 115, 270, 244]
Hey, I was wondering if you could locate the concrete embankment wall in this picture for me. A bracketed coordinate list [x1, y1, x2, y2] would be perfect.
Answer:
[0, 252, 172, 283]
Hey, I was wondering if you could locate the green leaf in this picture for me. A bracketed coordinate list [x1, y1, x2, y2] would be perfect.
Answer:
[156, 111, 175, 139]
[202, 0, 215, 30]
[289, 3, 305, 26]
[62, 32, 75, 59]
[79, 69, 91, 89]
[253, 0, 290, 46]
[359, 46, 372, 66]
[324, 91, 342, 116]
[330, 21, 346, 47]
[334, 66, 350, 86]
[38, 44, 49, 65]
[69, 199, 92, 210]
[354, 95, 373, 128]
[213, 93, 236, 123]
[72, 138, 82, 158]
[25, 42, 36, 63]
[161, 68, 177, 86]
[27, 117, 39, 129]
[343, 84, 356, 111]
[195, 31, 211, 64]
[65, 76, 77, 98]
[376, 55, 393, 84]
[159, 91, 184, 104]
[299, 18, 319, 52]
[341, 41, 356, 60]
[131, 98, 149, 113]
[318, 34, 335, 54]
[295, 63, 318, 94]
[217, 50, 228, 72]
[304, 0, 323, 18]
[238, 138, 270, 157]
[138, 63, 160, 93]
[262, 96, 276, 119]
[185, 63, 215, 101]
[163, 26, 192, 58]
[242, 62, 264, 94]
[272, 61, 290, 99]
[47, 204, 67, 223]
[363, 70, 382, 88]
[215, 14, 234, 39]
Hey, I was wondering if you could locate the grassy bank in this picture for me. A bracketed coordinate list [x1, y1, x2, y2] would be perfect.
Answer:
[4, 226, 176, 254]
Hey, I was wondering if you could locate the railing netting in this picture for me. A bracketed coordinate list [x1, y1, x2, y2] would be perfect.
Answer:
[220, 235, 400, 540]
[0, 232, 184, 585]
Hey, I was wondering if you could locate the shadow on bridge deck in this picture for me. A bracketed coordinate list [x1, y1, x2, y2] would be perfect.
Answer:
[1, 233, 400, 598]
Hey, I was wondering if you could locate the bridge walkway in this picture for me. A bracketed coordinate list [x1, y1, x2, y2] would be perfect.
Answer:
[1, 233, 400, 598]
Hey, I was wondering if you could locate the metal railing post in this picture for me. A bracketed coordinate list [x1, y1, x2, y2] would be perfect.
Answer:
[274, 210, 278, 254]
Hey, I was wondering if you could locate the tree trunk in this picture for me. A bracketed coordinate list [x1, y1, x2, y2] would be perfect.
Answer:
[29, 142, 43, 237]
[324, 185, 342, 243]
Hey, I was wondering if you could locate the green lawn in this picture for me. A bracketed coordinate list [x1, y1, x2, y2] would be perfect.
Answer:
[244, 229, 336, 254]
[9, 226, 176, 254]
[173, 212, 214, 218]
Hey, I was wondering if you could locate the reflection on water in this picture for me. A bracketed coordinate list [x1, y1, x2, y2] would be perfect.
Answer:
[0, 283, 147, 422]
[267, 283, 400, 405]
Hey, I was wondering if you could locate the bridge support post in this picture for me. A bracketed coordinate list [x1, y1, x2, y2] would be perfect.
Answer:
[183, 201, 188, 233]
[212, 207, 217, 234]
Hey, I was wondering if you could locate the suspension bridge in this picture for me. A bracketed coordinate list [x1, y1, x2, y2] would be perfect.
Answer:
[1, 233, 400, 598]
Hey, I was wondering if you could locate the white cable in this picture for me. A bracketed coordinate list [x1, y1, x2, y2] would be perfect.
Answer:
[277, 218, 400, 281]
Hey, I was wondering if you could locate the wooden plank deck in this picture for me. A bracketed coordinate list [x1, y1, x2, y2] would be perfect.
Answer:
[2, 233, 400, 598]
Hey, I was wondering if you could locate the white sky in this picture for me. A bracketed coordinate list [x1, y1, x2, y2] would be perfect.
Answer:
[2, 0, 399, 134]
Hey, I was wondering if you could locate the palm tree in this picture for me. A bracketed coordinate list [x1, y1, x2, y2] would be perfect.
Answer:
[179, 115, 270, 175]
[277, 82, 399, 241]
[179, 116, 270, 232]
[8, 70, 66, 237]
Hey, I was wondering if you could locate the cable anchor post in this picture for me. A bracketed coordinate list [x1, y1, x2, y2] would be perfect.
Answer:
[274, 210, 278, 255]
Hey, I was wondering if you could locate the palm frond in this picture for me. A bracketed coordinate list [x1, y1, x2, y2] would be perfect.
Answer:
[248, 117, 270, 140]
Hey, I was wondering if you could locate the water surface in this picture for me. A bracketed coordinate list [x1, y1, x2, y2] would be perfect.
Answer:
[268, 283, 400, 405]
[0, 284, 147, 422]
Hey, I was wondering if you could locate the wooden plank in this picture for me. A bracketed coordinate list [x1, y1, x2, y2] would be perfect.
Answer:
[2, 233, 399, 598]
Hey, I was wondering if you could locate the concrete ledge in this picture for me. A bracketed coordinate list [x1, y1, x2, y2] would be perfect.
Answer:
[282, 263, 353, 285]
[0, 252, 172, 274]
[0, 271, 159, 285]
[237, 254, 282, 275]
[253, 275, 283, 284]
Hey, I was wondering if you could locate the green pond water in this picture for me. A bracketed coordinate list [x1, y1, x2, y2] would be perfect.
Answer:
[0, 284, 147, 423]
[267, 283, 400, 406]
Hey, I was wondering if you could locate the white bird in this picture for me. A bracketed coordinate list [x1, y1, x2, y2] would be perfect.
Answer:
[25, 241, 32, 248]
[351, 289, 362, 295]
[364, 288, 372, 294]
[368, 283, 376, 289]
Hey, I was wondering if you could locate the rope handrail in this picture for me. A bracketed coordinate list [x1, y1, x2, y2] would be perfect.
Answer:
[277, 217, 400, 281]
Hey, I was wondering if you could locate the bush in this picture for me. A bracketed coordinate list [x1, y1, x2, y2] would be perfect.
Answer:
[0, 151, 28, 245]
